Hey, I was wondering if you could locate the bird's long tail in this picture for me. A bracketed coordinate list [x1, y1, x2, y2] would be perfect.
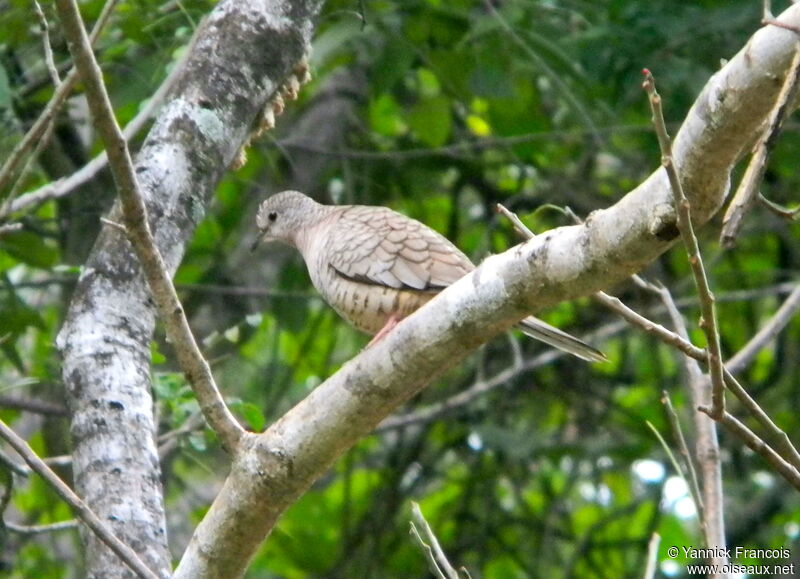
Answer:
[516, 316, 606, 362]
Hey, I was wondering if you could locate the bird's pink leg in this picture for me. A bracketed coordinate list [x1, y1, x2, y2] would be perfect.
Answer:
[366, 314, 401, 347]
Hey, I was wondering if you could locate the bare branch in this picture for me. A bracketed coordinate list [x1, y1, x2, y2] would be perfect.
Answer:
[643, 533, 661, 579]
[0, 394, 69, 417]
[0, 419, 159, 579]
[721, 41, 800, 246]
[6, 519, 80, 534]
[698, 408, 800, 490]
[1, 46, 182, 220]
[650, 284, 724, 554]
[661, 392, 705, 530]
[0, 448, 29, 477]
[495, 203, 536, 239]
[726, 282, 800, 374]
[409, 502, 460, 579]
[597, 283, 800, 473]
[0, 0, 118, 201]
[34, 1, 62, 87]
[642, 69, 726, 419]
[758, 192, 800, 219]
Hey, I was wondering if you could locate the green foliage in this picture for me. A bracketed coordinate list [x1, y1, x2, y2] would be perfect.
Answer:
[2, 0, 800, 577]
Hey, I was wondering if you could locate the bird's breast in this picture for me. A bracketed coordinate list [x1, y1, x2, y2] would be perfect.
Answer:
[314, 263, 435, 334]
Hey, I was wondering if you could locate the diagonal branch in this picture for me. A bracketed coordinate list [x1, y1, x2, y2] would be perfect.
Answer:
[726, 282, 800, 374]
[642, 69, 726, 419]
[0, 54, 180, 221]
[175, 6, 800, 576]
[0, 0, 118, 203]
[0, 419, 159, 579]
[721, 39, 800, 246]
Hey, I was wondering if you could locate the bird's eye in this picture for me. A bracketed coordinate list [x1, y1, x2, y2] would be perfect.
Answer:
[268, 212, 277, 222]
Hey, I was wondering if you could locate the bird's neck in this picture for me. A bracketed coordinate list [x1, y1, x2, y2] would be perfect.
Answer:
[293, 205, 339, 257]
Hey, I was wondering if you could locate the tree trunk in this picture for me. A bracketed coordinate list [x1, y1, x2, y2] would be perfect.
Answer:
[56, 0, 322, 575]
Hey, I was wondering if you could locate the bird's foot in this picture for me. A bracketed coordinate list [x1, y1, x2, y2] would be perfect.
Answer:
[366, 315, 401, 348]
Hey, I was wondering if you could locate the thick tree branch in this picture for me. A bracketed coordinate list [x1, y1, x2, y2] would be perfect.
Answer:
[175, 6, 800, 577]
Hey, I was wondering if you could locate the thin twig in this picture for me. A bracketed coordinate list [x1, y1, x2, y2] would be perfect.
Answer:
[54, 0, 244, 451]
[2, 118, 60, 212]
[698, 408, 800, 490]
[495, 203, 536, 239]
[100, 216, 127, 234]
[651, 278, 800, 475]
[763, 0, 774, 21]
[642, 69, 726, 419]
[643, 533, 661, 579]
[43, 454, 73, 468]
[409, 502, 459, 579]
[6, 519, 79, 534]
[0, 0, 119, 199]
[758, 192, 800, 219]
[726, 282, 800, 374]
[409, 523, 447, 579]
[661, 393, 705, 529]
[34, 1, 62, 87]
[0, 419, 159, 579]
[157, 412, 206, 459]
[0, 448, 31, 477]
[2, 41, 182, 220]
[281, 123, 653, 161]
[0, 394, 69, 416]
[595, 288, 800, 474]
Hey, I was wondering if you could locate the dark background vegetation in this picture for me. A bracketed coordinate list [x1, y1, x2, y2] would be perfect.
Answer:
[1, 0, 799, 577]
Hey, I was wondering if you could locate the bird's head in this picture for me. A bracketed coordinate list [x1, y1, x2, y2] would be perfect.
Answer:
[252, 190, 323, 251]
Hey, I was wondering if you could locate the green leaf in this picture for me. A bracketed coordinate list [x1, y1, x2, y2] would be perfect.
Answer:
[230, 401, 266, 432]
[0, 63, 11, 109]
[416, 68, 441, 98]
[152, 372, 188, 400]
[150, 341, 166, 365]
[0, 286, 46, 340]
[371, 37, 415, 94]
[368, 93, 407, 137]
[0, 231, 58, 269]
[408, 95, 451, 147]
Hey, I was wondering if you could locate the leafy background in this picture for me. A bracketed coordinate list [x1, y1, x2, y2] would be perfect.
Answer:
[1, 0, 799, 577]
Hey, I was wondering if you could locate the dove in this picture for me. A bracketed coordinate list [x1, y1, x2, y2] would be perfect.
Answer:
[253, 191, 605, 362]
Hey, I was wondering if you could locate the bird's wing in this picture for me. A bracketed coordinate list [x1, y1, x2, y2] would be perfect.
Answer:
[327, 205, 474, 291]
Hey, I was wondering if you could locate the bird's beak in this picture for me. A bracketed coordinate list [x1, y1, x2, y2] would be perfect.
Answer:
[250, 232, 264, 252]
